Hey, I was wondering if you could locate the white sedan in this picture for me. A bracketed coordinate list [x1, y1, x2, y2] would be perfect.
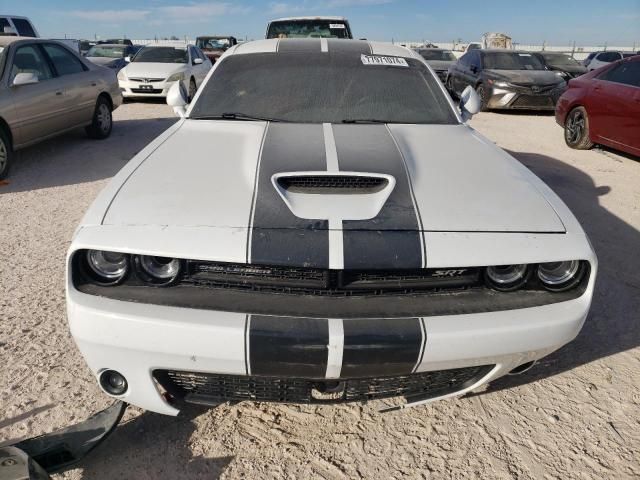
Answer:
[67, 39, 596, 416]
[117, 45, 211, 100]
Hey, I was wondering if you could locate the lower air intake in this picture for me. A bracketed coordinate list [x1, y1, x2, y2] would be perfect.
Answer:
[154, 365, 493, 405]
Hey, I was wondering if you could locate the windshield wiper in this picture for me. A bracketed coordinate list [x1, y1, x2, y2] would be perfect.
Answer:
[341, 119, 389, 124]
[191, 112, 288, 122]
[341, 119, 412, 124]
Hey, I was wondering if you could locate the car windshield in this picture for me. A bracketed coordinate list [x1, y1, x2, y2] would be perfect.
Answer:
[132, 47, 187, 63]
[190, 51, 457, 124]
[87, 46, 125, 58]
[541, 53, 581, 67]
[483, 52, 545, 70]
[267, 20, 350, 39]
[418, 50, 456, 61]
[196, 38, 230, 50]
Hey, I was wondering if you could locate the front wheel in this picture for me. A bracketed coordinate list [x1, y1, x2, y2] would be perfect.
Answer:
[0, 128, 12, 180]
[476, 84, 488, 111]
[564, 106, 594, 150]
[188, 78, 197, 102]
[85, 96, 112, 140]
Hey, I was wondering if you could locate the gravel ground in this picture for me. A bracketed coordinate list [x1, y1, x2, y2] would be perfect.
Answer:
[1, 102, 638, 479]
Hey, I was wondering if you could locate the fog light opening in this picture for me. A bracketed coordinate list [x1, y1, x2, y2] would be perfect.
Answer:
[508, 361, 537, 376]
[99, 370, 128, 396]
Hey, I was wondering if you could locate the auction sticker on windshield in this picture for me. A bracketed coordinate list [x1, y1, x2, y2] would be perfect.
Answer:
[361, 54, 409, 67]
[330, 24, 346, 29]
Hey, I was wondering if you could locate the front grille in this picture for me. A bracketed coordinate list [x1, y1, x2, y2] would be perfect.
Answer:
[512, 95, 554, 108]
[183, 261, 481, 296]
[277, 175, 388, 194]
[154, 365, 493, 404]
[129, 77, 165, 82]
[130, 88, 163, 94]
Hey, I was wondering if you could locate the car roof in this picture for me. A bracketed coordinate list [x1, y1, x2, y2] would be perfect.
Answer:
[0, 35, 30, 47]
[270, 16, 347, 22]
[90, 43, 126, 48]
[197, 35, 233, 39]
[231, 38, 413, 58]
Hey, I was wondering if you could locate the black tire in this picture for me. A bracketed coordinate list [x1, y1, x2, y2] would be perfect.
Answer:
[85, 96, 113, 140]
[564, 106, 594, 150]
[188, 78, 197, 102]
[446, 76, 457, 98]
[476, 84, 488, 112]
[0, 128, 12, 180]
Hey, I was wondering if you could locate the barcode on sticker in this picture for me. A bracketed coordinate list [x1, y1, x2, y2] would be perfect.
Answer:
[361, 55, 409, 67]
[330, 24, 346, 29]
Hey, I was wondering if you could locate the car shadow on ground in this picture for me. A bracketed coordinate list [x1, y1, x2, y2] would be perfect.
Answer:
[473, 149, 640, 395]
[0, 117, 176, 194]
[72, 405, 233, 479]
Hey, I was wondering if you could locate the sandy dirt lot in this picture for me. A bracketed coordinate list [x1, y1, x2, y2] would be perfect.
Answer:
[1, 102, 638, 479]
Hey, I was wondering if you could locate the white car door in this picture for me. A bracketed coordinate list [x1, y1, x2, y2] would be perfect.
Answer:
[191, 47, 210, 85]
[589, 52, 622, 71]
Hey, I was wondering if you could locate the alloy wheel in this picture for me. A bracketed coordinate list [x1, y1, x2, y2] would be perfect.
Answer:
[566, 110, 585, 145]
[97, 104, 112, 134]
[0, 137, 7, 174]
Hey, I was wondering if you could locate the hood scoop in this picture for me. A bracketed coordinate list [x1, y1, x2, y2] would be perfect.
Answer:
[276, 174, 389, 194]
[272, 171, 395, 222]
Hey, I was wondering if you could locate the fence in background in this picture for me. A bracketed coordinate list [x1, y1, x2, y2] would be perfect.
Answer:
[128, 38, 638, 61]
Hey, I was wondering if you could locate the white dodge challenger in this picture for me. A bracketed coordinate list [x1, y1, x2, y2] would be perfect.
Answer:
[66, 39, 596, 416]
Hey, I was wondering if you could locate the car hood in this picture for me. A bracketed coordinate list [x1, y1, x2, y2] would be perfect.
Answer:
[123, 62, 186, 78]
[485, 69, 564, 85]
[102, 121, 565, 234]
[86, 56, 120, 66]
[549, 64, 588, 75]
[426, 60, 455, 71]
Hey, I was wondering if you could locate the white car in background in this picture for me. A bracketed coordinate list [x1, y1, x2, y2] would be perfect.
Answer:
[583, 51, 634, 71]
[67, 39, 596, 416]
[117, 45, 211, 100]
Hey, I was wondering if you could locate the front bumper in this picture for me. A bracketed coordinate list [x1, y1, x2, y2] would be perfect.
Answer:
[118, 79, 181, 98]
[487, 84, 566, 110]
[68, 281, 593, 415]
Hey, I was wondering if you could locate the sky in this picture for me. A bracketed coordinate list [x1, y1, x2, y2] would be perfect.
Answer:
[2, 0, 639, 46]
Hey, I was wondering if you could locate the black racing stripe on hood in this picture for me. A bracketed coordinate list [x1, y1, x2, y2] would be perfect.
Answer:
[327, 39, 372, 54]
[332, 124, 424, 269]
[277, 39, 322, 53]
[248, 315, 328, 378]
[341, 318, 424, 378]
[249, 123, 329, 268]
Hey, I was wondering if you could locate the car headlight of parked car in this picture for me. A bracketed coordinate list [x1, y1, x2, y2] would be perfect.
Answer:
[166, 72, 184, 83]
[537, 260, 584, 291]
[86, 250, 129, 285]
[117, 70, 127, 81]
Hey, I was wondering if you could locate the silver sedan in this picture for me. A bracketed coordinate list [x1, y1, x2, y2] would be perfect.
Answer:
[0, 37, 123, 179]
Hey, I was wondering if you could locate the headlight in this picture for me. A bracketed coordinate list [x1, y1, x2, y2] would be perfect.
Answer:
[86, 250, 128, 283]
[137, 255, 181, 284]
[117, 70, 127, 81]
[166, 72, 184, 82]
[537, 260, 582, 291]
[485, 264, 528, 291]
[493, 81, 511, 88]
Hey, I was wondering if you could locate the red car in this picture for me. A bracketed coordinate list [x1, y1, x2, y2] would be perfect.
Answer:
[556, 55, 640, 157]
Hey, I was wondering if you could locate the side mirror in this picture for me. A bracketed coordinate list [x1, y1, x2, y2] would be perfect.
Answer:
[167, 81, 188, 117]
[12, 72, 39, 87]
[193, 58, 204, 65]
[124, 56, 131, 63]
[459, 86, 481, 121]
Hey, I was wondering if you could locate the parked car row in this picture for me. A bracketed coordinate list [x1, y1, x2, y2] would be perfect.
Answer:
[446, 49, 568, 111]
[0, 36, 121, 179]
